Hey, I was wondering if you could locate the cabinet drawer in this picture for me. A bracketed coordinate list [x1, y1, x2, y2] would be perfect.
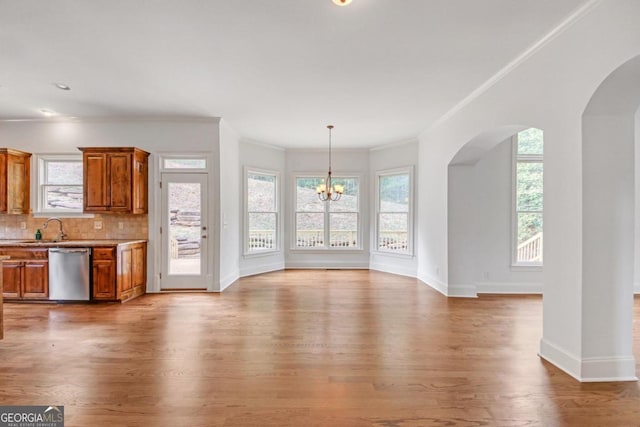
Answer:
[0, 248, 48, 260]
[93, 247, 115, 260]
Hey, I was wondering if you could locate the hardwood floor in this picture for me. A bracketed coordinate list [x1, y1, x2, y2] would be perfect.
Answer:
[1, 270, 640, 426]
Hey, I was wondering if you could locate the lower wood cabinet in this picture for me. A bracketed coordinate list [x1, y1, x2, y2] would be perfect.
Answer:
[92, 248, 116, 300]
[0, 249, 49, 300]
[91, 242, 146, 302]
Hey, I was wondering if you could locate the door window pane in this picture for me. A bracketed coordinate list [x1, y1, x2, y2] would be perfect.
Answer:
[168, 182, 201, 275]
[163, 158, 207, 169]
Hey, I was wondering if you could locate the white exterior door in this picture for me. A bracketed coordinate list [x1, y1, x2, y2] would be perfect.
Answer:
[160, 172, 208, 290]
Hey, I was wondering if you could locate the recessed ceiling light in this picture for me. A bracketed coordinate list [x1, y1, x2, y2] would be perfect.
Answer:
[40, 109, 56, 117]
[53, 82, 71, 91]
[332, 0, 352, 5]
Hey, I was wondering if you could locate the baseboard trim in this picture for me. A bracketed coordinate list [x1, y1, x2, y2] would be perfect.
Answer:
[476, 281, 542, 294]
[219, 270, 239, 292]
[240, 261, 285, 278]
[417, 272, 448, 296]
[539, 337, 582, 381]
[581, 356, 638, 382]
[539, 338, 637, 382]
[369, 261, 416, 278]
[448, 284, 478, 298]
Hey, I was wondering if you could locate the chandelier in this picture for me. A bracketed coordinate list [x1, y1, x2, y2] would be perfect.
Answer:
[316, 125, 344, 202]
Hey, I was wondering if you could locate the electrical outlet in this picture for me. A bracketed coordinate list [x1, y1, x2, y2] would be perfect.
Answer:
[483, 272, 490, 280]
[20, 221, 26, 229]
[118, 222, 124, 230]
[94, 220, 103, 230]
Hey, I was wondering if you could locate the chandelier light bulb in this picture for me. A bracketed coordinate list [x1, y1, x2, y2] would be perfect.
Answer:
[332, 0, 352, 6]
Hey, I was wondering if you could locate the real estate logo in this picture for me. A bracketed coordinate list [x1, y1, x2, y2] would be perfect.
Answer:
[0, 406, 64, 427]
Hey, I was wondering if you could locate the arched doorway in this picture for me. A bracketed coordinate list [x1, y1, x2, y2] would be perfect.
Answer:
[576, 54, 640, 381]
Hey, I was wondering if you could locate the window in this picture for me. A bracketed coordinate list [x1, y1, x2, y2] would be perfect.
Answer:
[245, 168, 279, 254]
[376, 167, 413, 254]
[294, 175, 360, 249]
[513, 128, 543, 265]
[163, 158, 207, 169]
[36, 154, 83, 214]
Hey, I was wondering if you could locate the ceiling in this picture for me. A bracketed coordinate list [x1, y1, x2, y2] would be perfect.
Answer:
[0, 0, 590, 148]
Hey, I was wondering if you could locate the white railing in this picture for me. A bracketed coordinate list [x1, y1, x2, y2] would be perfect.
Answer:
[378, 231, 408, 252]
[517, 232, 543, 262]
[248, 230, 276, 250]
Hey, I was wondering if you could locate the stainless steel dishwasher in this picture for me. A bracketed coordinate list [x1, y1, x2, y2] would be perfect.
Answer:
[49, 248, 91, 301]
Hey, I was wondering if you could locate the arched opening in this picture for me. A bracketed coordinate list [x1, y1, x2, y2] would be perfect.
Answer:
[447, 125, 544, 296]
[578, 54, 640, 381]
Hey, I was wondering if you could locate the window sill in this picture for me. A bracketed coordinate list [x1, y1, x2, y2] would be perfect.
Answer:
[510, 264, 543, 272]
[371, 250, 415, 259]
[32, 212, 95, 219]
[243, 249, 281, 259]
[289, 248, 364, 253]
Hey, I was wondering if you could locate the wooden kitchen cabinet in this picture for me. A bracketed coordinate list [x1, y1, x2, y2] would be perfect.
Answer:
[92, 247, 116, 300]
[79, 147, 149, 214]
[0, 148, 31, 214]
[91, 242, 146, 302]
[0, 249, 49, 300]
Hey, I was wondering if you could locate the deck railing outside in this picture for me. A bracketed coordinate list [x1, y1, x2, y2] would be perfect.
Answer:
[517, 232, 543, 262]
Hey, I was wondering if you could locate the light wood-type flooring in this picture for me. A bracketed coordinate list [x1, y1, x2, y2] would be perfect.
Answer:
[1, 270, 640, 426]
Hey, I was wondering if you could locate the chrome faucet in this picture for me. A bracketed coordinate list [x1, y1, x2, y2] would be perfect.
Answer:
[43, 217, 67, 242]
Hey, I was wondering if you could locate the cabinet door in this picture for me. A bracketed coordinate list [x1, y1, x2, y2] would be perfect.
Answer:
[0, 153, 6, 212]
[132, 244, 145, 288]
[120, 247, 133, 292]
[2, 261, 23, 298]
[84, 153, 109, 212]
[22, 261, 48, 299]
[93, 259, 116, 300]
[109, 153, 132, 212]
[7, 154, 29, 214]
[132, 152, 148, 214]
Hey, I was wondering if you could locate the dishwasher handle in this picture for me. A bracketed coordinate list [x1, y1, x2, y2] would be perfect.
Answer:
[49, 248, 91, 254]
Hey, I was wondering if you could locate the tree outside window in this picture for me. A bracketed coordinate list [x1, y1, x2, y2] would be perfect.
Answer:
[514, 128, 543, 264]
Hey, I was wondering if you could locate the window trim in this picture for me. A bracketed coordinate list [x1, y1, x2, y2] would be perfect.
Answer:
[32, 153, 91, 217]
[291, 172, 363, 251]
[244, 166, 280, 257]
[511, 132, 544, 267]
[374, 166, 414, 257]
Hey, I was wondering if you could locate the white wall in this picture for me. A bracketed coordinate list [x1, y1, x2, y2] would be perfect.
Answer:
[239, 141, 286, 277]
[285, 149, 370, 268]
[369, 140, 419, 277]
[218, 119, 241, 290]
[636, 111, 640, 294]
[0, 118, 221, 293]
[417, 0, 640, 381]
[477, 141, 544, 292]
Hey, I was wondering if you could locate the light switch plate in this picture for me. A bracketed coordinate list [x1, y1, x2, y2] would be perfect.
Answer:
[118, 222, 124, 230]
[20, 222, 26, 229]
[94, 221, 103, 230]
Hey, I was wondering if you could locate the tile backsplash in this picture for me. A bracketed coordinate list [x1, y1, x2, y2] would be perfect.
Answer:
[0, 214, 148, 240]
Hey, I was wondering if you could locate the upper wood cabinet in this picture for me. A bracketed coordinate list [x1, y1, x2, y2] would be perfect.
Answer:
[0, 148, 31, 215]
[78, 147, 149, 214]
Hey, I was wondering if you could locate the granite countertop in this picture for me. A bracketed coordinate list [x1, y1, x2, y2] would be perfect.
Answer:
[0, 239, 147, 248]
